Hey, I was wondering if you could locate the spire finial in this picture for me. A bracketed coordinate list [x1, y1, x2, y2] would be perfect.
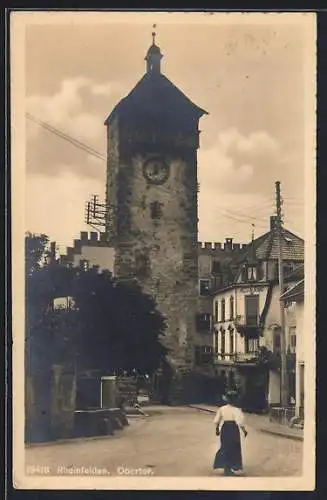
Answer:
[152, 24, 157, 45]
[251, 223, 255, 242]
[145, 24, 163, 73]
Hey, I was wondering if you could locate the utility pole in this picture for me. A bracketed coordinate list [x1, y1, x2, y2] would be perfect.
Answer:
[275, 181, 289, 407]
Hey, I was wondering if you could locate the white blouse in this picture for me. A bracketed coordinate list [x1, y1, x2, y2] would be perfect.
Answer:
[213, 404, 245, 427]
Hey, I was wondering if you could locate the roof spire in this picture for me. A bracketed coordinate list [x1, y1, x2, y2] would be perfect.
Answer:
[248, 223, 257, 264]
[152, 24, 156, 45]
[145, 24, 163, 74]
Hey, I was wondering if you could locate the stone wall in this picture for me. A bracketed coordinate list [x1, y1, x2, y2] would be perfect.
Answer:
[25, 364, 76, 443]
[111, 149, 198, 372]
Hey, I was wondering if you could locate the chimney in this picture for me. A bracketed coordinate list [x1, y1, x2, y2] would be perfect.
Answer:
[225, 238, 233, 251]
[270, 215, 278, 231]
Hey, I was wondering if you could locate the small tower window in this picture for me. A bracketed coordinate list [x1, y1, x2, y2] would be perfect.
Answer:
[199, 279, 211, 296]
[150, 201, 163, 220]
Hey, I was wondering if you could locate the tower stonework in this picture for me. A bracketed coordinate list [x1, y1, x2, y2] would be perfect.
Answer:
[104, 37, 208, 398]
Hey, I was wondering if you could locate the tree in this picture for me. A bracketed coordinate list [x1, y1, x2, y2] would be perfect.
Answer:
[71, 270, 168, 375]
[25, 233, 168, 376]
[25, 232, 50, 276]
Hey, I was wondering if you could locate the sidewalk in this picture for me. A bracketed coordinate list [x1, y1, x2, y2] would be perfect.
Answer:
[188, 404, 304, 441]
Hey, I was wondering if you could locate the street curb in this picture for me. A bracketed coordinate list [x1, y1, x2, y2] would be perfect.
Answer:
[258, 428, 304, 442]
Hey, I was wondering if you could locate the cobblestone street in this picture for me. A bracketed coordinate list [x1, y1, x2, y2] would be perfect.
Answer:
[25, 407, 303, 477]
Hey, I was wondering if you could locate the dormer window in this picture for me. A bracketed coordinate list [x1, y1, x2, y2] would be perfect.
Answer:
[247, 265, 257, 281]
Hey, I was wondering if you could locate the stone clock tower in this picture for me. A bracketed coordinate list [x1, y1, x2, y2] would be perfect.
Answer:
[104, 33, 208, 401]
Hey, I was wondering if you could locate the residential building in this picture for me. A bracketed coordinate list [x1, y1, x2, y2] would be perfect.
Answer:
[195, 238, 246, 369]
[212, 216, 304, 411]
[281, 272, 305, 419]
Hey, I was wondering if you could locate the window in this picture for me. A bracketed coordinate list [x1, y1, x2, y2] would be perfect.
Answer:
[230, 329, 234, 354]
[221, 299, 226, 322]
[221, 329, 226, 356]
[196, 313, 211, 332]
[214, 330, 219, 354]
[247, 266, 257, 281]
[80, 259, 89, 272]
[212, 260, 221, 275]
[214, 300, 219, 322]
[230, 296, 234, 320]
[195, 345, 212, 365]
[288, 327, 297, 354]
[150, 201, 163, 219]
[274, 331, 281, 353]
[199, 279, 211, 296]
[245, 338, 259, 353]
[245, 295, 259, 326]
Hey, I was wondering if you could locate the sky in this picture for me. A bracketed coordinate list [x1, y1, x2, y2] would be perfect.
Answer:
[20, 12, 314, 253]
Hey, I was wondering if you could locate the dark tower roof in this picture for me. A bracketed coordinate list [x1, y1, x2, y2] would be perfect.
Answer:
[104, 31, 208, 125]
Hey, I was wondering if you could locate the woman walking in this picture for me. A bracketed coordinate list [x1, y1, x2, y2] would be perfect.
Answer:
[213, 390, 248, 476]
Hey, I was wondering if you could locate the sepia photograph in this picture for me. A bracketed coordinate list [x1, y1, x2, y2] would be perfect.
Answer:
[11, 10, 316, 490]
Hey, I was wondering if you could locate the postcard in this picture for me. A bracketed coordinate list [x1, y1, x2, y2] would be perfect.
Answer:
[11, 10, 316, 490]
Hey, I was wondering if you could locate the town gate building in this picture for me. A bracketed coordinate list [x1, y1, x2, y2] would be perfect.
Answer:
[103, 35, 208, 401]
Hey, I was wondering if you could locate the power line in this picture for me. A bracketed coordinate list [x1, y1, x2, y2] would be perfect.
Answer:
[26, 112, 299, 236]
[26, 112, 106, 162]
[220, 207, 272, 223]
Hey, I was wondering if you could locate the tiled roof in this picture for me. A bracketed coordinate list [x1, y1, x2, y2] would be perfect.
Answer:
[105, 71, 208, 124]
[238, 227, 304, 263]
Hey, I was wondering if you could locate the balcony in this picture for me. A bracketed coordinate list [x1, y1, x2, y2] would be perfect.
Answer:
[233, 351, 260, 364]
[234, 314, 262, 336]
[214, 351, 259, 365]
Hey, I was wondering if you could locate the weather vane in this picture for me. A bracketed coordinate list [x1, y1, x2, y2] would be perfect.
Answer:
[152, 23, 157, 44]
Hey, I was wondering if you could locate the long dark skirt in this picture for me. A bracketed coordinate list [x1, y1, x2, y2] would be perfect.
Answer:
[213, 421, 243, 471]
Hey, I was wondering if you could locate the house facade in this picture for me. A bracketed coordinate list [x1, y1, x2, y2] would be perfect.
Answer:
[212, 216, 304, 411]
[195, 238, 246, 370]
[281, 276, 305, 418]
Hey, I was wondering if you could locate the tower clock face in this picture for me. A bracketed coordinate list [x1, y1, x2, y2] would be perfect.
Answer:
[143, 158, 170, 185]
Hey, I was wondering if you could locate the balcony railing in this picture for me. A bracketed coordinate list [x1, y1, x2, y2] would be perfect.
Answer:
[233, 351, 260, 363]
[214, 351, 259, 364]
[235, 314, 261, 327]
